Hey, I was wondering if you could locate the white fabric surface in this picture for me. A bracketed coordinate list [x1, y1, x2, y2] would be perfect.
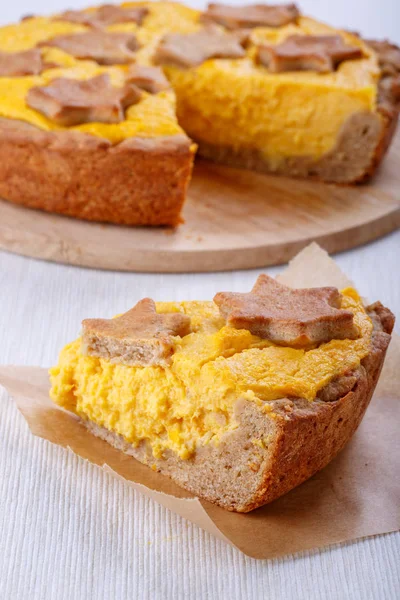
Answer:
[0, 1, 399, 597]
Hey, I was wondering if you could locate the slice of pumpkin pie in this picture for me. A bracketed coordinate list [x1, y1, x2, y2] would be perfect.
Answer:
[50, 277, 394, 511]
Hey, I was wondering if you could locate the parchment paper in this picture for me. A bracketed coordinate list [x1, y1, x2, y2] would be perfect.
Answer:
[0, 243, 399, 559]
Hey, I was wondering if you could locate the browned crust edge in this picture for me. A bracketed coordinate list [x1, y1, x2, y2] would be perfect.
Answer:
[360, 38, 400, 182]
[0, 118, 195, 226]
[361, 108, 398, 182]
[82, 302, 394, 512]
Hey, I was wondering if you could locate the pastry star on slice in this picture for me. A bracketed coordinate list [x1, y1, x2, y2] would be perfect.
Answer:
[40, 31, 139, 65]
[0, 49, 44, 77]
[257, 34, 364, 73]
[214, 275, 359, 347]
[82, 298, 191, 367]
[56, 5, 149, 28]
[125, 65, 171, 93]
[155, 28, 246, 68]
[26, 73, 142, 126]
[201, 3, 300, 29]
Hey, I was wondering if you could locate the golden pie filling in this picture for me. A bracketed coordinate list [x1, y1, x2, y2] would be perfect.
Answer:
[50, 288, 373, 460]
[166, 18, 379, 163]
[0, 2, 380, 158]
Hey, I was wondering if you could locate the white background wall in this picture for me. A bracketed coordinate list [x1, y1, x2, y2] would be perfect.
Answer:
[0, 0, 399, 43]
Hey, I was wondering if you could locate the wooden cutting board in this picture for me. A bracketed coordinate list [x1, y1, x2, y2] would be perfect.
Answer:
[0, 132, 399, 273]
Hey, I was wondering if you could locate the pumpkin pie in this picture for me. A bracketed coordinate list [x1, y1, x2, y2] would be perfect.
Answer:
[0, 2, 398, 226]
[50, 277, 394, 511]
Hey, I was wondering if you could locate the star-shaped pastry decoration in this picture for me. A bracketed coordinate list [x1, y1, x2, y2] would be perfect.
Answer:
[257, 34, 364, 73]
[55, 4, 149, 29]
[201, 3, 300, 29]
[26, 74, 142, 126]
[82, 298, 191, 367]
[214, 275, 359, 347]
[39, 31, 139, 65]
[0, 49, 44, 77]
[125, 65, 171, 93]
[154, 28, 246, 68]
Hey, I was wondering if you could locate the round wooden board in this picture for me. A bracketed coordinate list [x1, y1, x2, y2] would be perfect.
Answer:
[1, 133, 399, 273]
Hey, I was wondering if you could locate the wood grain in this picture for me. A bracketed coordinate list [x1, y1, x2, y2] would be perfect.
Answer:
[0, 132, 399, 273]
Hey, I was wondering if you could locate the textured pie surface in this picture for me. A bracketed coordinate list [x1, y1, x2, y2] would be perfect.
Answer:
[50, 286, 373, 460]
[0, 1, 382, 158]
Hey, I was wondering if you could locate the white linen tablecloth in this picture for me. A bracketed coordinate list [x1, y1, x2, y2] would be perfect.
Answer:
[0, 1, 399, 598]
